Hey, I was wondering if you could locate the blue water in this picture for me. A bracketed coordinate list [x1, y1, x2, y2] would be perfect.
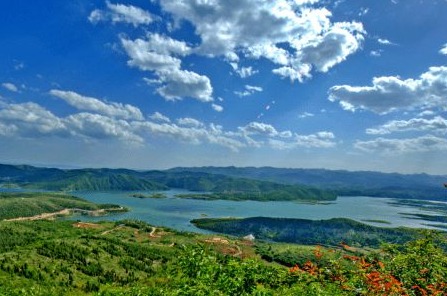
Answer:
[66, 190, 447, 233]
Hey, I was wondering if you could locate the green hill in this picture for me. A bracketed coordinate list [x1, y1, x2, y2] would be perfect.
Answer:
[0, 164, 335, 201]
[192, 217, 423, 248]
[0, 192, 125, 220]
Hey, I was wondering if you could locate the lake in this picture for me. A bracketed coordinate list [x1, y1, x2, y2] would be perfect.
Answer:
[70, 190, 447, 233]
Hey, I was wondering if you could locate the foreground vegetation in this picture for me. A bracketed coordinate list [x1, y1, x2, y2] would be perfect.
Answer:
[0, 190, 446, 295]
[0, 219, 446, 295]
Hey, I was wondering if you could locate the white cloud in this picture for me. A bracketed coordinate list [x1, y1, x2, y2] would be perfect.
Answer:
[355, 135, 447, 154]
[121, 36, 213, 102]
[366, 116, 447, 135]
[0, 97, 336, 152]
[234, 84, 263, 97]
[0, 100, 241, 149]
[370, 50, 382, 57]
[358, 7, 369, 16]
[272, 65, 312, 82]
[149, 112, 171, 122]
[156, 69, 213, 102]
[298, 112, 315, 118]
[230, 65, 258, 78]
[2, 83, 19, 92]
[177, 117, 204, 128]
[50, 90, 144, 120]
[66, 112, 143, 143]
[377, 38, 394, 45]
[89, 1, 153, 27]
[159, 0, 365, 82]
[241, 122, 278, 136]
[418, 110, 435, 117]
[245, 85, 263, 92]
[211, 103, 224, 112]
[237, 121, 336, 149]
[269, 131, 336, 149]
[299, 22, 365, 73]
[329, 66, 447, 114]
[0, 102, 67, 137]
[134, 121, 245, 151]
[440, 43, 447, 55]
[121, 37, 183, 72]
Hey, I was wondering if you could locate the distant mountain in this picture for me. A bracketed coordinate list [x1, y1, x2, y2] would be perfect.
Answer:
[0, 164, 167, 191]
[0, 164, 334, 201]
[170, 166, 447, 200]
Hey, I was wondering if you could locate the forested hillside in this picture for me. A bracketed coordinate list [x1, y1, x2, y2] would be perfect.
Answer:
[171, 166, 447, 200]
[192, 217, 423, 248]
[0, 164, 335, 201]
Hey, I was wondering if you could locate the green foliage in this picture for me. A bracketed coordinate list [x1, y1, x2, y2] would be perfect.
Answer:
[382, 232, 447, 294]
[169, 166, 447, 201]
[0, 192, 124, 220]
[192, 217, 422, 247]
[0, 219, 446, 295]
[0, 164, 335, 201]
[129, 192, 167, 199]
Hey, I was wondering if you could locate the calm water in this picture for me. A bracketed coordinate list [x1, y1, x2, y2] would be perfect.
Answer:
[68, 190, 447, 233]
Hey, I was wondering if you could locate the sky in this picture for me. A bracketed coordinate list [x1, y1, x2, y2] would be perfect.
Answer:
[0, 0, 446, 174]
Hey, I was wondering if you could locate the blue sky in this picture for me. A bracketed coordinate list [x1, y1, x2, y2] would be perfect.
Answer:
[0, 0, 446, 174]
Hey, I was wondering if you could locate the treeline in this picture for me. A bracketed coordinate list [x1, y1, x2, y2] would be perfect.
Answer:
[176, 186, 336, 201]
[192, 217, 423, 248]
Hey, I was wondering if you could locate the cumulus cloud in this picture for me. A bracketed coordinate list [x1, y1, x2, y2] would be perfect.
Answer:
[299, 22, 365, 73]
[240, 122, 279, 137]
[89, 1, 154, 27]
[66, 112, 143, 143]
[328, 66, 447, 114]
[0, 97, 336, 152]
[121, 35, 213, 102]
[156, 69, 213, 102]
[230, 64, 258, 78]
[211, 103, 224, 112]
[440, 43, 447, 55]
[238, 121, 336, 149]
[355, 135, 447, 154]
[2, 83, 19, 92]
[159, 0, 365, 82]
[50, 90, 144, 120]
[269, 131, 336, 149]
[149, 112, 170, 122]
[0, 102, 67, 137]
[121, 36, 185, 72]
[366, 116, 447, 135]
[177, 117, 203, 128]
